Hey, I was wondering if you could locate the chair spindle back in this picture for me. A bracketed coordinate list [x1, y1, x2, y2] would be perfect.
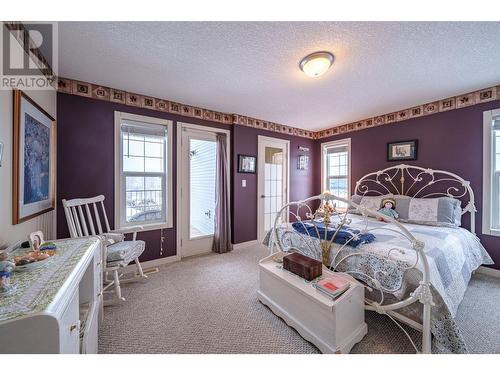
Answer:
[62, 195, 112, 238]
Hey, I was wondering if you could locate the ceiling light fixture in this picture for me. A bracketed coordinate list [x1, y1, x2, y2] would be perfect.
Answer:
[299, 51, 334, 78]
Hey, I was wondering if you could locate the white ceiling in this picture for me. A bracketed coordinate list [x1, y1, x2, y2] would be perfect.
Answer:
[58, 22, 500, 131]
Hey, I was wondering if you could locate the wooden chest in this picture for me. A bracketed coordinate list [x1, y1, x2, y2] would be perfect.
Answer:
[258, 251, 367, 354]
[283, 252, 322, 281]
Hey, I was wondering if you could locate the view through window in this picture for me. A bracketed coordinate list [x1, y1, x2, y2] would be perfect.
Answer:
[119, 117, 170, 227]
[322, 139, 350, 209]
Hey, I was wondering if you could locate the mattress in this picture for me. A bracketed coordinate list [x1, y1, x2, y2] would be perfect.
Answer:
[263, 214, 493, 353]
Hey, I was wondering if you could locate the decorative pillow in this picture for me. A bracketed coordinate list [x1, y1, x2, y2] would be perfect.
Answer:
[347, 194, 362, 212]
[398, 196, 462, 227]
[408, 198, 440, 221]
[349, 194, 393, 217]
[350, 194, 363, 206]
[454, 204, 463, 226]
[360, 196, 385, 213]
[393, 195, 411, 219]
[99, 232, 125, 246]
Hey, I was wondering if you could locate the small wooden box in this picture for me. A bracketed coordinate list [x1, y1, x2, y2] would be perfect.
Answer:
[283, 252, 322, 281]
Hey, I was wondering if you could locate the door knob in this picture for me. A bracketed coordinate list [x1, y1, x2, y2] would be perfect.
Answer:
[260, 195, 266, 198]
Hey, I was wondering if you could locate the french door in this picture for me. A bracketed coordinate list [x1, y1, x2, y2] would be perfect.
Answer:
[257, 136, 289, 242]
[180, 126, 218, 257]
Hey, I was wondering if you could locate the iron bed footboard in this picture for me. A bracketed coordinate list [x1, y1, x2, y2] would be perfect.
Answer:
[266, 164, 477, 354]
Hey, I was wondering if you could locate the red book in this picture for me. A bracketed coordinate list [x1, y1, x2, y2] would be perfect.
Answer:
[322, 281, 340, 292]
[315, 275, 350, 298]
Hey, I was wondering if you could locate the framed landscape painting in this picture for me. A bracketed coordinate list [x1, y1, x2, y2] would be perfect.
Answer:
[12, 90, 56, 224]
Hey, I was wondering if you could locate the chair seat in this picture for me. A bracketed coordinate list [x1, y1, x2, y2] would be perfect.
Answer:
[106, 240, 145, 267]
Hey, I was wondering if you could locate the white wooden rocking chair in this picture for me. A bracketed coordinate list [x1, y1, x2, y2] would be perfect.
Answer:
[62, 195, 147, 302]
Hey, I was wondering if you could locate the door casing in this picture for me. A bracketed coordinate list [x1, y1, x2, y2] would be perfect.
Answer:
[176, 122, 231, 259]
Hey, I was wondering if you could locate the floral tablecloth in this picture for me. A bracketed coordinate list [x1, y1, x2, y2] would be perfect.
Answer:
[0, 237, 101, 322]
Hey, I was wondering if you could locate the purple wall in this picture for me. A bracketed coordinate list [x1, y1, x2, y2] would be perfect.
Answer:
[321, 100, 500, 269]
[56, 93, 318, 260]
[57, 93, 230, 261]
[57, 91, 498, 268]
[231, 125, 320, 243]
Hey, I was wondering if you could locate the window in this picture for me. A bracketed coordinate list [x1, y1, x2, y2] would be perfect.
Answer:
[115, 112, 173, 230]
[483, 109, 500, 235]
[321, 138, 351, 209]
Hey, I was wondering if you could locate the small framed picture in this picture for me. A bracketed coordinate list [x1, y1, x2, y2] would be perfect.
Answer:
[238, 155, 256, 173]
[29, 230, 45, 250]
[387, 140, 418, 161]
[297, 155, 309, 170]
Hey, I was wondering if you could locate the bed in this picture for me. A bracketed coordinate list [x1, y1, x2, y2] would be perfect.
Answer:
[263, 164, 493, 354]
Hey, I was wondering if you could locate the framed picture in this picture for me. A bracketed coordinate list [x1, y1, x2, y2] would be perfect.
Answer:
[297, 155, 309, 170]
[387, 140, 418, 161]
[238, 154, 256, 173]
[12, 90, 56, 224]
[29, 230, 45, 250]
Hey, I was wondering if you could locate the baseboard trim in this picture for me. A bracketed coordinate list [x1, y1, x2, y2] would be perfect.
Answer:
[477, 266, 500, 279]
[123, 255, 178, 273]
[233, 240, 259, 249]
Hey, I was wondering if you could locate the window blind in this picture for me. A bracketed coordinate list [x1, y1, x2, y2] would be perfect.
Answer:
[121, 120, 167, 137]
[493, 116, 500, 130]
[326, 145, 348, 154]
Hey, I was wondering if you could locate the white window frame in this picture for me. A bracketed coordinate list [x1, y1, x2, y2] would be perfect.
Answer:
[482, 108, 500, 236]
[114, 111, 173, 231]
[321, 138, 352, 204]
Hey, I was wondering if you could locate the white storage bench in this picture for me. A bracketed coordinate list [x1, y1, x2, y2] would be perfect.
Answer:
[257, 252, 367, 354]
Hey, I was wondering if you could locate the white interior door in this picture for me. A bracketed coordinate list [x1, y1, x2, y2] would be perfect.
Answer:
[180, 127, 217, 257]
[257, 136, 289, 242]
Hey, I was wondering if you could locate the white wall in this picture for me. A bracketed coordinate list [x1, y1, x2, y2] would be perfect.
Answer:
[0, 26, 57, 249]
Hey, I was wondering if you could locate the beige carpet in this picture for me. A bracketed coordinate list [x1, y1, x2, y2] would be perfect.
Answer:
[99, 244, 500, 354]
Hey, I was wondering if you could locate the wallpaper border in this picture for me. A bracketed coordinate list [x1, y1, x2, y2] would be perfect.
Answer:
[58, 77, 500, 141]
[6, 22, 500, 141]
[316, 85, 500, 139]
[56, 77, 316, 139]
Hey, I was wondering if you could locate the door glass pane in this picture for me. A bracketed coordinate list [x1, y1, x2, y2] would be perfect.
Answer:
[264, 197, 271, 214]
[264, 180, 271, 196]
[190, 138, 216, 238]
[264, 146, 284, 232]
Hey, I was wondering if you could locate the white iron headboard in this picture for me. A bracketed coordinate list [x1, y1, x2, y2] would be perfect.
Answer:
[354, 164, 476, 233]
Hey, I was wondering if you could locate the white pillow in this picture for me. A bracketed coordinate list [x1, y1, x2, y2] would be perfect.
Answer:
[399, 196, 462, 227]
[408, 198, 440, 222]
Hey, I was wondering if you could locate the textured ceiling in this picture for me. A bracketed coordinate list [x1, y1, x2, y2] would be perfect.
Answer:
[58, 22, 500, 131]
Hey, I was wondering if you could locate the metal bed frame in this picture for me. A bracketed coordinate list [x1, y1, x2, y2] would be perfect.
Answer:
[268, 164, 476, 354]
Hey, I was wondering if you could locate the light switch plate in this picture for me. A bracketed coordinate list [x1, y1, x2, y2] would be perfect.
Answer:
[242, 179, 246, 187]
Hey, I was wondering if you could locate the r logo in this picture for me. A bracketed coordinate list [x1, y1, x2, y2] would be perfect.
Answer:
[3, 23, 53, 76]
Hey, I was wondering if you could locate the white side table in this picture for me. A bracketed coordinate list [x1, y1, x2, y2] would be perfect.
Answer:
[258, 251, 367, 353]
